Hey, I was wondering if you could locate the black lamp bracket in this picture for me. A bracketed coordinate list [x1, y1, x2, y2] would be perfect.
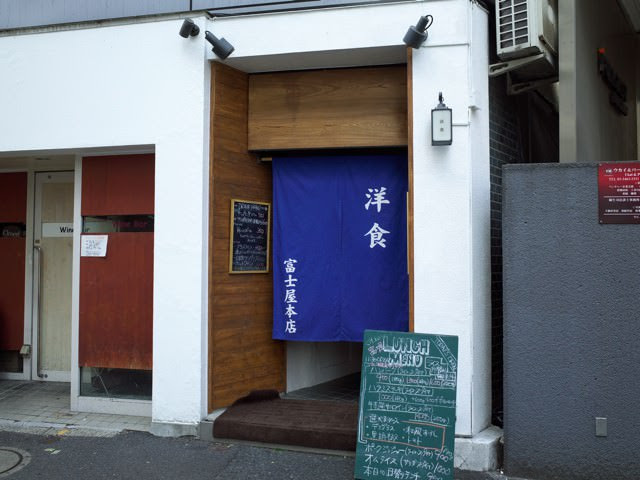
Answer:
[403, 15, 434, 49]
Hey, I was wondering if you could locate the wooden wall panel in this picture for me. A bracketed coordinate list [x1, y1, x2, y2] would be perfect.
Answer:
[407, 49, 415, 333]
[0, 172, 27, 350]
[82, 154, 155, 215]
[209, 62, 286, 410]
[248, 65, 407, 151]
[79, 232, 153, 369]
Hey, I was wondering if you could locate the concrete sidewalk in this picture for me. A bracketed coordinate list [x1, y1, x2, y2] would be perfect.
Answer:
[0, 429, 530, 480]
[0, 381, 150, 437]
[0, 381, 523, 479]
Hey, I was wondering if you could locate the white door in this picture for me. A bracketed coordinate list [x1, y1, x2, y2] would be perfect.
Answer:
[32, 172, 74, 381]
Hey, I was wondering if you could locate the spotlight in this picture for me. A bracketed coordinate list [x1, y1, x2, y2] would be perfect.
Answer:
[179, 18, 200, 38]
[205, 31, 235, 60]
[403, 15, 433, 49]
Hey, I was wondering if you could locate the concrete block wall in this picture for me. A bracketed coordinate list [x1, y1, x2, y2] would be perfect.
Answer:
[503, 163, 640, 480]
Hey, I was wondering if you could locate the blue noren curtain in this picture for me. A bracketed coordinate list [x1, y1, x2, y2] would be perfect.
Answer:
[272, 154, 408, 342]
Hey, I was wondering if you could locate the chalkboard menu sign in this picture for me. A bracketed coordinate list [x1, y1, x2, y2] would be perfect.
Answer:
[229, 199, 270, 273]
[355, 330, 458, 480]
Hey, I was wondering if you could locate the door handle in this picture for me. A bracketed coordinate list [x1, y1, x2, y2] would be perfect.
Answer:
[33, 246, 47, 379]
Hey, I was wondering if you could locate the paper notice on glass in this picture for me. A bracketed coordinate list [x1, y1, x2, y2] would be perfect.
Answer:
[81, 235, 108, 257]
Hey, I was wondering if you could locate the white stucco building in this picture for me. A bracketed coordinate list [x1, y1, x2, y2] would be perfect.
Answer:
[3, 0, 636, 474]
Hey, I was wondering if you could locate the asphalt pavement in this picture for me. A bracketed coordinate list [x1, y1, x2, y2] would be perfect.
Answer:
[0, 429, 520, 480]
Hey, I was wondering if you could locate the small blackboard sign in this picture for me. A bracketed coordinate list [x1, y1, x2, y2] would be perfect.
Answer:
[229, 199, 270, 273]
[355, 330, 458, 480]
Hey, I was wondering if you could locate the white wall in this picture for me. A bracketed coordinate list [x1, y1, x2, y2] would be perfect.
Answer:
[287, 342, 362, 392]
[0, 17, 211, 429]
[208, 0, 490, 437]
[0, 0, 492, 438]
[411, 2, 490, 436]
[206, 0, 467, 71]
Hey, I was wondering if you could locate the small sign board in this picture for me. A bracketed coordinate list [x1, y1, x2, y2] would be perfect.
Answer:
[229, 199, 270, 273]
[355, 330, 458, 480]
[599, 162, 640, 224]
[81, 234, 108, 257]
[42, 222, 73, 237]
[0, 223, 26, 238]
[83, 215, 154, 233]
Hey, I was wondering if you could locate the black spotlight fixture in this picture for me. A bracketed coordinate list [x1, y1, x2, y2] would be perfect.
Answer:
[205, 31, 235, 60]
[179, 18, 200, 38]
[403, 15, 433, 49]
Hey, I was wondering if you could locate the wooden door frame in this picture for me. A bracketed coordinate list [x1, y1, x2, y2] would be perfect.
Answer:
[407, 48, 415, 332]
[32, 170, 74, 382]
[208, 58, 416, 411]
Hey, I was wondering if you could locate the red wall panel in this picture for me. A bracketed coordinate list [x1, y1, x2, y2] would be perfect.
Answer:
[82, 154, 155, 216]
[0, 172, 27, 222]
[80, 155, 154, 370]
[0, 239, 26, 350]
[0, 172, 27, 351]
[79, 233, 153, 369]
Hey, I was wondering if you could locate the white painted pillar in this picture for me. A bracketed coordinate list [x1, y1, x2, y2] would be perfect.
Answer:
[150, 18, 211, 435]
[411, 2, 491, 437]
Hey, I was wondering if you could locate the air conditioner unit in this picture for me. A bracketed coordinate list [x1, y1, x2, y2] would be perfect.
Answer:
[494, 0, 558, 81]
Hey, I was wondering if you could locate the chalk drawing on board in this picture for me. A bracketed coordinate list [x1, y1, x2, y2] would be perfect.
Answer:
[228, 199, 271, 274]
[355, 330, 458, 480]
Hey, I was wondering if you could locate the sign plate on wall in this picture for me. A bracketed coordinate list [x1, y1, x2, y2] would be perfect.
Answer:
[598, 162, 640, 224]
[81, 235, 108, 257]
[355, 330, 458, 480]
[0, 223, 26, 237]
[42, 222, 73, 237]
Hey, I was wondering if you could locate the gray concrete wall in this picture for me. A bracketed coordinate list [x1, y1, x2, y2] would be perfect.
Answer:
[503, 163, 640, 480]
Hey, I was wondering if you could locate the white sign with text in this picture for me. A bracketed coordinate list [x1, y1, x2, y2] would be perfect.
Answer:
[42, 222, 74, 237]
[81, 235, 108, 257]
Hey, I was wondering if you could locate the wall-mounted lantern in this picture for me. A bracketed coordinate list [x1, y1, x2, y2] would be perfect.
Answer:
[431, 92, 452, 146]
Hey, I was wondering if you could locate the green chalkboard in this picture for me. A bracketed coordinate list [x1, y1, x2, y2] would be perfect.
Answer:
[355, 330, 458, 480]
